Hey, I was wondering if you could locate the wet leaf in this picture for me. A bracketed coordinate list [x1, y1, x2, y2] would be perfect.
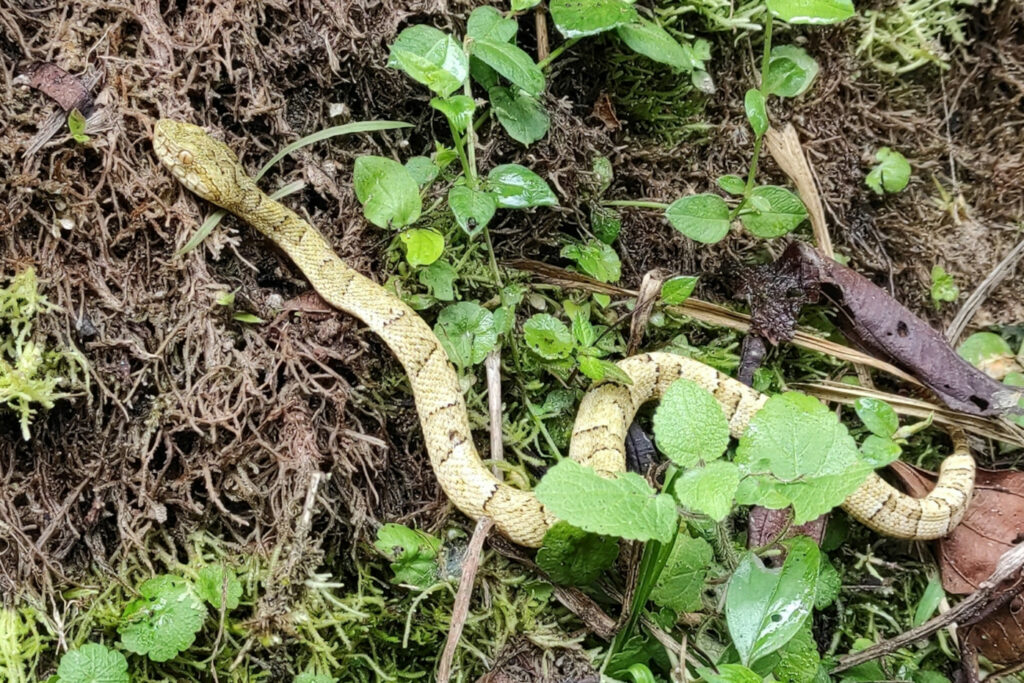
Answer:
[765, 45, 819, 97]
[665, 193, 731, 244]
[767, 0, 855, 25]
[118, 576, 205, 662]
[560, 240, 621, 283]
[550, 0, 638, 38]
[399, 228, 445, 267]
[433, 302, 497, 367]
[448, 185, 497, 236]
[523, 313, 574, 359]
[374, 523, 441, 589]
[744, 89, 768, 137]
[466, 6, 517, 43]
[853, 397, 899, 438]
[487, 164, 558, 208]
[489, 86, 549, 145]
[739, 186, 808, 238]
[616, 19, 693, 72]
[388, 25, 469, 96]
[536, 521, 618, 585]
[353, 156, 422, 228]
[661, 276, 698, 305]
[430, 95, 476, 134]
[471, 39, 545, 97]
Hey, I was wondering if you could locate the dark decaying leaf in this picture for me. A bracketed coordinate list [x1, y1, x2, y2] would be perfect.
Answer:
[733, 244, 820, 345]
[18, 62, 94, 114]
[746, 506, 826, 559]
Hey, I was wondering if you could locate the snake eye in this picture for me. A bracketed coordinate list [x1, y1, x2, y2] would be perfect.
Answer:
[177, 149, 194, 165]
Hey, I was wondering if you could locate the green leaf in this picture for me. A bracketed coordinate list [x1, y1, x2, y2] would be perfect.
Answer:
[591, 205, 622, 243]
[665, 193, 731, 244]
[448, 186, 497, 237]
[118, 575, 205, 662]
[593, 156, 614, 193]
[860, 435, 902, 467]
[578, 356, 633, 385]
[195, 565, 243, 610]
[765, 45, 820, 97]
[511, 0, 542, 9]
[471, 39, 545, 97]
[405, 156, 439, 186]
[744, 89, 768, 137]
[650, 531, 713, 612]
[534, 460, 678, 542]
[388, 25, 469, 96]
[489, 86, 550, 145]
[930, 265, 959, 306]
[294, 674, 336, 683]
[536, 521, 619, 585]
[56, 643, 129, 683]
[560, 240, 621, 283]
[815, 559, 841, 609]
[739, 185, 808, 238]
[550, 0, 638, 37]
[766, 0, 855, 25]
[853, 397, 899, 438]
[430, 95, 476, 134]
[487, 164, 558, 208]
[232, 311, 264, 324]
[865, 147, 911, 195]
[374, 523, 441, 589]
[913, 575, 946, 627]
[735, 392, 871, 524]
[717, 174, 747, 195]
[433, 302, 497, 367]
[523, 313, 574, 359]
[726, 536, 820, 665]
[661, 276, 698, 305]
[652, 378, 730, 467]
[353, 156, 422, 228]
[466, 6, 518, 42]
[697, 664, 763, 683]
[772, 622, 822, 683]
[673, 460, 739, 521]
[418, 260, 457, 301]
[958, 332, 1015, 370]
[67, 109, 90, 144]
[616, 20, 693, 72]
[400, 228, 445, 267]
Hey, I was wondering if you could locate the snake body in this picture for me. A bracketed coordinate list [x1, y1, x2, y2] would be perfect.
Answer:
[153, 119, 976, 548]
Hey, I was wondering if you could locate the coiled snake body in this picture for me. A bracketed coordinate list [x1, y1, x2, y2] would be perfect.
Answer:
[153, 119, 976, 548]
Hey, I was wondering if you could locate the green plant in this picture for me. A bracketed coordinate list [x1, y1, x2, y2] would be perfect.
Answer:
[866, 146, 912, 195]
[67, 109, 90, 144]
[54, 643, 128, 683]
[929, 265, 959, 307]
[858, 0, 974, 74]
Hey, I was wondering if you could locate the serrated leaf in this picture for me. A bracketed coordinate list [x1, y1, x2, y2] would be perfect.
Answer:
[400, 228, 444, 267]
[616, 19, 693, 72]
[388, 25, 469, 96]
[726, 536, 820, 665]
[560, 240, 621, 283]
[765, 45, 819, 97]
[865, 147, 911, 195]
[772, 622, 822, 683]
[523, 313, 574, 359]
[930, 265, 959, 305]
[652, 379, 730, 467]
[56, 643, 129, 683]
[118, 575, 205, 662]
[661, 276, 698, 305]
[535, 460, 677, 542]
[650, 531, 713, 612]
[697, 664, 763, 683]
[448, 185, 497, 236]
[433, 301, 497, 367]
[734, 392, 871, 524]
[739, 185, 807, 238]
[744, 89, 768, 137]
[353, 156, 422, 228]
[550, 0, 638, 38]
[665, 193, 730, 244]
[418, 260, 457, 301]
[673, 460, 739, 521]
[467, 6, 517, 42]
[195, 565, 242, 610]
[766, 0, 855, 25]
[537, 521, 619, 585]
[374, 523, 441, 589]
[471, 39, 545, 97]
[489, 86, 550, 145]
[487, 164, 557, 208]
[405, 156, 439, 187]
[430, 95, 476, 134]
[853, 397, 899, 438]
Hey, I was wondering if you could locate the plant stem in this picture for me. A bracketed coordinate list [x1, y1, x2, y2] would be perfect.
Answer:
[602, 200, 671, 210]
[537, 37, 580, 70]
[462, 75, 480, 188]
[481, 225, 503, 287]
[732, 12, 774, 220]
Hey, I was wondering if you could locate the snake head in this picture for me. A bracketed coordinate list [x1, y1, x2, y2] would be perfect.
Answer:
[153, 119, 255, 210]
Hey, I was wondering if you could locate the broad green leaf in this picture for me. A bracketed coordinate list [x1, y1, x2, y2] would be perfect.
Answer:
[865, 147, 911, 195]
[448, 185, 497, 236]
[388, 25, 469, 96]
[958, 332, 1019, 379]
[433, 302, 498, 367]
[739, 185, 808, 238]
[579, 356, 633, 385]
[523, 313, 574, 359]
[232, 312, 264, 324]
[853, 397, 898, 438]
[569, 306, 596, 347]
[550, 0, 638, 38]
[561, 240, 621, 283]
[487, 164, 558, 208]
[930, 265, 959, 306]
[735, 392, 871, 524]
[430, 95, 476, 134]
[294, 674, 336, 683]
[860, 435, 902, 467]
[470, 56, 500, 91]
[765, 45, 820, 97]
[489, 86, 550, 145]
[665, 193, 731, 244]
[471, 39, 545, 97]
[405, 156, 439, 186]
[536, 521, 618, 585]
[591, 205, 622, 243]
[673, 460, 739, 521]
[772, 623, 822, 683]
[467, 6, 517, 42]
[650, 531, 713, 612]
[593, 156, 614, 192]
[697, 664, 763, 683]
[419, 260, 457, 301]
[815, 559, 841, 609]
[534, 459, 678, 542]
[512, 0, 541, 9]
[652, 378, 730, 467]
[400, 228, 445, 267]
[67, 108, 90, 143]
[616, 20, 692, 72]
[766, 0, 855, 25]
[195, 565, 243, 610]
[118, 575, 205, 662]
[744, 89, 768, 137]
[374, 523, 441, 589]
[661, 276, 698, 304]
[353, 156, 422, 228]
[56, 643, 129, 683]
[726, 536, 820, 665]
[717, 174, 747, 195]
[913, 575, 946, 626]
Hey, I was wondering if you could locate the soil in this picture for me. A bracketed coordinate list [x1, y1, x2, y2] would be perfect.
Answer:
[1, 0, 1022, 636]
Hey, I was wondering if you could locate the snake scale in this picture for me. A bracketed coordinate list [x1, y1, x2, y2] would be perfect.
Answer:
[153, 119, 976, 548]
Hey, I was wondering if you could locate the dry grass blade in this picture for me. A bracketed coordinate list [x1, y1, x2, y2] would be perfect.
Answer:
[765, 124, 833, 258]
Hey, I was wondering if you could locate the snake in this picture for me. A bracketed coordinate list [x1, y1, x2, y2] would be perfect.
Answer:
[152, 119, 976, 548]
